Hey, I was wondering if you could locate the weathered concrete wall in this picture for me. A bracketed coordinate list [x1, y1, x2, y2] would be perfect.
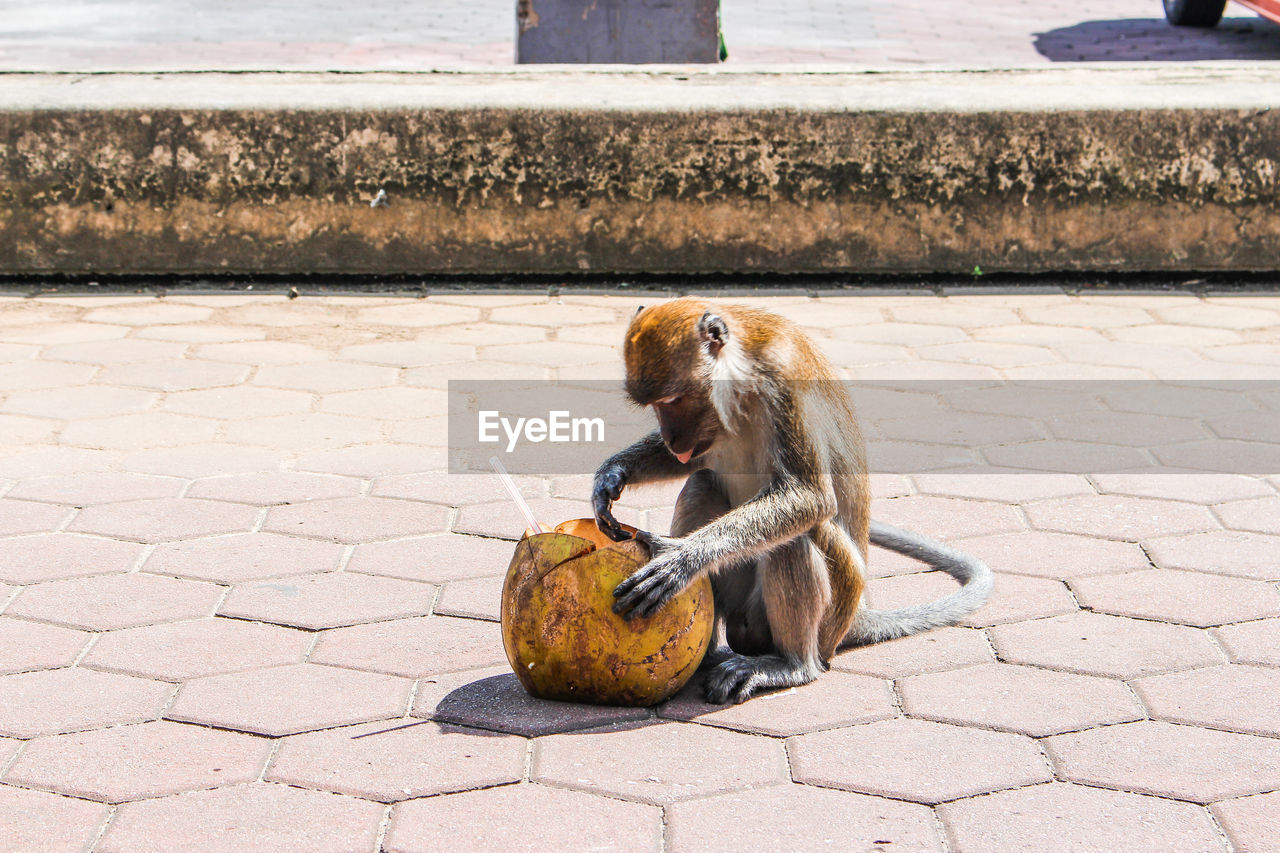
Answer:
[3, 70, 1279, 275]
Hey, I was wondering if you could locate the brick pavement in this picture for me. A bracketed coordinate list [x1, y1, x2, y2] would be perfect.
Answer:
[0, 288, 1278, 850]
[1, 0, 1278, 71]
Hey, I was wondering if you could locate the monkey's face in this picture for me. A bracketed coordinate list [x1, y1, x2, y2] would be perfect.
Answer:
[650, 391, 721, 464]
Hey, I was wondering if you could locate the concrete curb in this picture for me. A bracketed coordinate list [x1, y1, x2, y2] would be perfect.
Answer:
[3, 67, 1279, 275]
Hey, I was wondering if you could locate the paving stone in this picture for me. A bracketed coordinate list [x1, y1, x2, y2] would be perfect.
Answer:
[789, 717, 1049, 804]
[167, 663, 412, 736]
[0, 362, 95, 395]
[945, 382, 1107, 418]
[0, 668, 173, 737]
[434, 575, 502, 621]
[4, 720, 270, 803]
[136, 323, 268, 343]
[0, 448, 112, 482]
[348, 534, 518, 583]
[951, 530, 1148, 579]
[254, 360, 399, 392]
[412, 666, 651, 736]
[186, 472, 363, 505]
[0, 785, 111, 853]
[867, 571, 1077, 627]
[43, 338, 187, 364]
[0, 499, 71, 535]
[5, 472, 185, 505]
[982, 438, 1152, 474]
[1155, 302, 1280, 329]
[337, 340, 474, 366]
[319, 387, 445, 419]
[0, 322, 127, 346]
[937, 783, 1223, 853]
[831, 626, 994, 678]
[0, 413, 55, 445]
[371, 471, 542, 505]
[118, 444, 284, 478]
[1110, 323, 1242, 346]
[163, 385, 313, 418]
[219, 572, 434, 630]
[265, 718, 524, 802]
[900, 662, 1141, 736]
[1024, 302, 1154, 327]
[85, 617, 310, 681]
[292, 444, 443, 477]
[877, 412, 1044, 446]
[1071, 569, 1280, 627]
[83, 302, 214, 325]
[223, 412, 382, 450]
[917, 340, 1056, 367]
[356, 301, 480, 326]
[9, 573, 222, 631]
[857, 496, 1024, 541]
[1212, 791, 1280, 853]
[885, 302, 1020, 328]
[0, 618, 88, 675]
[145, 533, 344, 583]
[453, 497, 636, 539]
[1155, 439, 1280, 476]
[193, 340, 327, 363]
[658, 669, 894, 736]
[264, 496, 449, 543]
[533, 721, 787, 805]
[3, 384, 158, 419]
[1026, 494, 1220, 540]
[1046, 410, 1207, 446]
[62, 411, 219, 450]
[98, 358, 252, 391]
[667, 783, 943, 853]
[1134, 664, 1280, 737]
[0, 533, 144, 583]
[1144, 530, 1280, 580]
[1208, 409, 1280, 442]
[311, 615, 504, 677]
[486, 341, 618, 367]
[70, 497, 258, 543]
[385, 783, 661, 853]
[99, 782, 385, 853]
[1216, 496, 1280, 534]
[1212, 618, 1280, 666]
[911, 473, 1092, 503]
[989, 611, 1223, 678]
[1044, 720, 1280, 803]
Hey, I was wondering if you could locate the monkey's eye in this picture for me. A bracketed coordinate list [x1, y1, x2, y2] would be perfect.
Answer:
[655, 394, 682, 406]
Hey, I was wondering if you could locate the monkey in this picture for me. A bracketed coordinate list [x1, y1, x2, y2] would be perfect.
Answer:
[592, 297, 993, 704]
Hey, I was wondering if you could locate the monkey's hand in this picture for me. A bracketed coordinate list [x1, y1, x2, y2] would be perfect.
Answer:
[592, 463, 630, 542]
[613, 532, 697, 620]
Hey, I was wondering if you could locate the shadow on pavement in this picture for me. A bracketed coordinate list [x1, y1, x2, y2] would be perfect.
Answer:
[1034, 16, 1280, 61]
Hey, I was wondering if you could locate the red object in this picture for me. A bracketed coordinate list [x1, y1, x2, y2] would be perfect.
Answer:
[1235, 0, 1280, 23]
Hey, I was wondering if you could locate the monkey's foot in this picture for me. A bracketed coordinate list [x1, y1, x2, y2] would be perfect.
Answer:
[703, 654, 824, 704]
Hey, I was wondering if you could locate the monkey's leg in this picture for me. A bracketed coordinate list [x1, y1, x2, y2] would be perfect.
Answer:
[704, 536, 830, 704]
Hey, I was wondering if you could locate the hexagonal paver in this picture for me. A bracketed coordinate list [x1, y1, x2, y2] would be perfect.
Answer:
[412, 666, 650, 736]
[666, 784, 943, 853]
[263, 497, 449, 543]
[3, 385, 158, 419]
[61, 412, 220, 450]
[911, 473, 1092, 504]
[223, 413, 382, 451]
[900, 662, 1141, 736]
[433, 576, 502, 622]
[1212, 618, 1280, 666]
[1155, 302, 1279, 328]
[1044, 720, 1280, 803]
[1025, 495, 1219, 540]
[4, 720, 270, 803]
[337, 340, 474, 366]
[347, 534, 521, 583]
[310, 616, 504, 678]
[0, 668, 173, 737]
[1092, 472, 1272, 504]
[872, 496, 1024, 540]
[0, 533, 144, 584]
[97, 359, 251, 391]
[144, 533, 345, 584]
[118, 444, 283, 478]
[8, 574, 222, 631]
[0, 786, 111, 853]
[1212, 791, 1280, 853]
[789, 718, 1049, 804]
[162, 385, 312, 419]
[385, 783, 661, 853]
[0, 499, 70, 535]
[1070, 569, 1280, 627]
[1134, 664, 1280, 737]
[533, 722, 787, 805]
[98, 783, 385, 853]
[486, 341, 617, 367]
[320, 387, 444, 419]
[832, 626, 994, 678]
[453, 497, 637, 540]
[167, 663, 412, 736]
[937, 783, 1223, 853]
[219, 573, 435, 630]
[186, 471, 363, 505]
[292, 445, 444, 478]
[69, 498, 258, 543]
[659, 668, 894, 736]
[84, 617, 310, 681]
[0, 618, 89, 675]
[265, 719, 524, 802]
[254, 360, 398, 392]
[1143, 530, 1280, 580]
[43, 338, 187, 364]
[988, 611, 1223, 679]
[1216, 496, 1280, 534]
[356, 301, 480, 326]
[193, 341, 326, 364]
[951, 530, 1149, 579]
[866, 571, 1076, 627]
[83, 302, 213, 325]
[5, 472, 185, 505]
[372, 471, 541, 506]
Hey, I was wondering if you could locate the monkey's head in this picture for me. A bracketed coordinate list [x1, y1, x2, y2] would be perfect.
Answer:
[623, 298, 732, 465]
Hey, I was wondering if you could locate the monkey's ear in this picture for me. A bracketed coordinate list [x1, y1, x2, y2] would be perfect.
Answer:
[697, 312, 729, 356]
[634, 305, 645, 315]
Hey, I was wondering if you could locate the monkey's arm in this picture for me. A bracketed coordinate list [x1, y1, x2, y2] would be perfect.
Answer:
[592, 430, 694, 541]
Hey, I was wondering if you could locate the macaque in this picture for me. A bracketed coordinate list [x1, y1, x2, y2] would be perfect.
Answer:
[593, 298, 992, 704]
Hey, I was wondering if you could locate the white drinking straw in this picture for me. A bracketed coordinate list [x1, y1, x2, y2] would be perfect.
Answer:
[490, 456, 543, 535]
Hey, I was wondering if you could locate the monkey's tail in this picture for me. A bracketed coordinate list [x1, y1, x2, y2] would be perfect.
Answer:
[842, 519, 995, 646]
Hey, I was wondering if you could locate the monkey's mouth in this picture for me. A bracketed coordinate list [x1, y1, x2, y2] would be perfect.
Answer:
[668, 438, 714, 465]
